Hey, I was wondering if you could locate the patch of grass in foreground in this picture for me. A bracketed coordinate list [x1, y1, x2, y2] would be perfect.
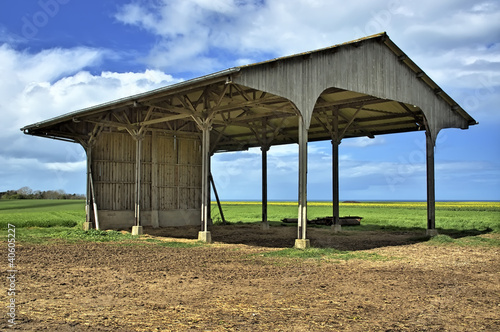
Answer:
[56, 229, 135, 242]
[427, 234, 500, 247]
[1, 227, 207, 247]
[261, 248, 388, 261]
[2, 227, 71, 244]
[2, 227, 136, 244]
[142, 238, 205, 248]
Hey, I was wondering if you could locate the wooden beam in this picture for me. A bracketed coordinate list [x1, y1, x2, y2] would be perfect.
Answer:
[399, 102, 423, 126]
[426, 130, 436, 233]
[85, 146, 91, 225]
[232, 84, 252, 101]
[200, 120, 211, 233]
[151, 131, 159, 228]
[210, 125, 228, 155]
[339, 105, 363, 140]
[314, 96, 385, 110]
[337, 112, 374, 139]
[85, 119, 136, 131]
[332, 111, 340, 230]
[262, 145, 269, 227]
[209, 173, 226, 225]
[139, 113, 192, 126]
[261, 118, 269, 228]
[87, 146, 100, 230]
[134, 136, 143, 227]
[137, 106, 155, 136]
[297, 117, 308, 240]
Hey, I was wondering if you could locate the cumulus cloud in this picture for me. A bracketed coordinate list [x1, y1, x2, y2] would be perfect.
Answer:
[0, 44, 182, 192]
[114, 0, 374, 72]
[1, 0, 497, 198]
[0, 44, 181, 135]
[114, 0, 500, 103]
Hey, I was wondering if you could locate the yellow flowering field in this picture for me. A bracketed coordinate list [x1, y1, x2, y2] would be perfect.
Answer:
[212, 201, 500, 230]
[220, 201, 500, 210]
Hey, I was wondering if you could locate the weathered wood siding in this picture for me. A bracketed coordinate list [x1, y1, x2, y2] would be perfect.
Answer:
[235, 38, 468, 142]
[93, 132, 136, 211]
[92, 131, 202, 228]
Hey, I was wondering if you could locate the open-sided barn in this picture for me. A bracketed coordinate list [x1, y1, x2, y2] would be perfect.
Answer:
[22, 33, 477, 247]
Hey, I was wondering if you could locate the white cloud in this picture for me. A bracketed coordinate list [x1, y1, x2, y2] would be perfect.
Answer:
[342, 137, 386, 148]
[0, 44, 183, 192]
[45, 160, 87, 172]
[0, 45, 181, 137]
[403, 0, 500, 45]
[114, 0, 369, 72]
[114, 0, 500, 106]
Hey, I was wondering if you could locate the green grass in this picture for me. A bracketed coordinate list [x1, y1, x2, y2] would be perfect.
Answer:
[0, 200, 206, 246]
[211, 201, 500, 232]
[261, 247, 388, 261]
[142, 238, 205, 248]
[56, 229, 135, 242]
[0, 199, 85, 229]
[1, 199, 499, 247]
[427, 234, 500, 247]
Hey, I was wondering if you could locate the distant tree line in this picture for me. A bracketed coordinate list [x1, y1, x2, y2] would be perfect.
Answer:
[0, 187, 85, 200]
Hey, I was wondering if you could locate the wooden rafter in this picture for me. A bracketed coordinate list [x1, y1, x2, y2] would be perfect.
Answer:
[339, 105, 363, 140]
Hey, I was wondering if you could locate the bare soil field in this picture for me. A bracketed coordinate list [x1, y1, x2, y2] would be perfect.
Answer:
[3, 224, 499, 331]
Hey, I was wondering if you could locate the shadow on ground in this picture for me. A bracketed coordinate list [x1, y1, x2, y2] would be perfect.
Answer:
[141, 222, 492, 251]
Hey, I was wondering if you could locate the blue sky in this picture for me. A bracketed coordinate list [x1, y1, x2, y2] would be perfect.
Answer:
[0, 0, 499, 201]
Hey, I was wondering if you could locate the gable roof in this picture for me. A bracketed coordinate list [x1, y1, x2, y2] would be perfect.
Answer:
[22, 32, 476, 150]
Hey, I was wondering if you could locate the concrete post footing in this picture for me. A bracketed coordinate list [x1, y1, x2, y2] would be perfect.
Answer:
[426, 229, 438, 237]
[331, 224, 342, 233]
[261, 222, 270, 230]
[132, 226, 143, 235]
[294, 239, 310, 249]
[198, 231, 212, 243]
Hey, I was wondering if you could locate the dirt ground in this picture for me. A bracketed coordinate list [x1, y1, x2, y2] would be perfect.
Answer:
[2, 224, 499, 331]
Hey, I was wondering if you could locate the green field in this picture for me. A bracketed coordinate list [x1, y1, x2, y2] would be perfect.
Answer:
[210, 201, 500, 232]
[0, 200, 498, 243]
[0, 199, 85, 229]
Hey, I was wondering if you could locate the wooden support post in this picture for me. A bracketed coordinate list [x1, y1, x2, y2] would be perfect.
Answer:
[85, 146, 92, 228]
[426, 130, 437, 236]
[261, 145, 269, 230]
[209, 173, 226, 225]
[332, 140, 341, 232]
[207, 154, 212, 225]
[261, 117, 270, 230]
[332, 111, 341, 233]
[132, 135, 143, 235]
[83, 145, 99, 230]
[151, 131, 159, 228]
[83, 144, 100, 230]
[295, 117, 310, 249]
[89, 168, 100, 230]
[198, 120, 212, 243]
[134, 137, 142, 226]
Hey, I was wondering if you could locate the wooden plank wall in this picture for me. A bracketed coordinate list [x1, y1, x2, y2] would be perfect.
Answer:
[178, 138, 202, 210]
[92, 131, 202, 213]
[93, 132, 135, 210]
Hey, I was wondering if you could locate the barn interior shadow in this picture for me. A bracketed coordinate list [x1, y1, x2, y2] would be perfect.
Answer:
[142, 222, 492, 251]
